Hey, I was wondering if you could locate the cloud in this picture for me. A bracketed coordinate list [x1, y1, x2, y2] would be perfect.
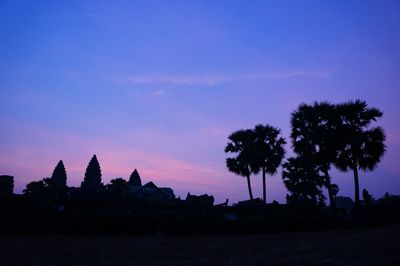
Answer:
[123, 69, 332, 86]
[127, 74, 232, 86]
[0, 126, 230, 199]
[150, 90, 165, 96]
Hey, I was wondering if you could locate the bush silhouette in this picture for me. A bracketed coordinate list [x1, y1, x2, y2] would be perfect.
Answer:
[106, 178, 128, 199]
[282, 156, 325, 205]
[23, 178, 52, 199]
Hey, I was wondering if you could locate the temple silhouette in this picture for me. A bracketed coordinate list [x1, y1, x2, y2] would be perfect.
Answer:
[1, 153, 399, 235]
[0, 100, 398, 235]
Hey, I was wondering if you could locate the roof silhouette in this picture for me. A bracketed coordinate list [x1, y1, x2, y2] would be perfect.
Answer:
[143, 181, 157, 189]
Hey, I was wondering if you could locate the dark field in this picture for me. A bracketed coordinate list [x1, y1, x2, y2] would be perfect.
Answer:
[0, 225, 399, 266]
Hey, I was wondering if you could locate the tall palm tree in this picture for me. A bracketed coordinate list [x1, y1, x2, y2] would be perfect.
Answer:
[291, 102, 339, 211]
[225, 129, 257, 200]
[335, 100, 386, 208]
[253, 124, 286, 203]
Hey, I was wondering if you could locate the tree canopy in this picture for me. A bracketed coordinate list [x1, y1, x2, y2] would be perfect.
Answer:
[282, 156, 325, 205]
[253, 124, 286, 203]
[290, 102, 339, 210]
[335, 100, 386, 207]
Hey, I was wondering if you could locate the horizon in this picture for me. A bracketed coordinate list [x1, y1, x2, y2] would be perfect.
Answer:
[1, 0, 400, 203]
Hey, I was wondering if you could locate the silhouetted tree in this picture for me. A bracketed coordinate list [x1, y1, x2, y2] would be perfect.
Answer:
[24, 180, 46, 195]
[23, 178, 52, 199]
[225, 129, 257, 200]
[50, 160, 67, 198]
[128, 169, 142, 187]
[335, 100, 386, 208]
[81, 154, 103, 196]
[291, 102, 339, 211]
[253, 124, 286, 203]
[282, 156, 325, 205]
[106, 178, 128, 199]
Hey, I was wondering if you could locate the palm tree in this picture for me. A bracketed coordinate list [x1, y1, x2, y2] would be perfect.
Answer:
[253, 124, 286, 203]
[291, 102, 339, 211]
[225, 129, 257, 200]
[335, 100, 386, 208]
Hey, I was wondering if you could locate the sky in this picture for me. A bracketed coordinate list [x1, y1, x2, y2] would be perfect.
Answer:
[1, 0, 400, 204]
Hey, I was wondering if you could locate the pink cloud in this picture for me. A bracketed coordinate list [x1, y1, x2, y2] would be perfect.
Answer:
[0, 127, 235, 200]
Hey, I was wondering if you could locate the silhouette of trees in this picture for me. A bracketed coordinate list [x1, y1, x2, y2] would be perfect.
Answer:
[282, 156, 325, 205]
[253, 124, 286, 203]
[106, 178, 128, 199]
[225, 129, 257, 200]
[21, 161, 67, 200]
[290, 102, 339, 211]
[335, 100, 386, 208]
[23, 178, 52, 199]
[1, 98, 387, 228]
[50, 160, 67, 198]
[286, 100, 385, 210]
[81, 154, 103, 196]
[225, 125, 285, 202]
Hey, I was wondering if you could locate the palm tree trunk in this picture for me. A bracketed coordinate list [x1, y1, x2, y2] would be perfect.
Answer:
[353, 165, 360, 208]
[262, 167, 266, 204]
[246, 175, 254, 200]
[323, 169, 336, 215]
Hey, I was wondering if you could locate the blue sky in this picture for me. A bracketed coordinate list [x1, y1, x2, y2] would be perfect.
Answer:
[1, 0, 400, 203]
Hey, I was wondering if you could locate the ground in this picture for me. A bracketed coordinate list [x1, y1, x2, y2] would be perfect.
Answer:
[0, 225, 399, 265]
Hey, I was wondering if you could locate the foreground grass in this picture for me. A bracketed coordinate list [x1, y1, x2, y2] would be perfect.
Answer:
[0, 225, 399, 266]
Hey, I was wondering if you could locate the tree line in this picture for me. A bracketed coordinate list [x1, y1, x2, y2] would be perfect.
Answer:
[225, 99, 386, 210]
